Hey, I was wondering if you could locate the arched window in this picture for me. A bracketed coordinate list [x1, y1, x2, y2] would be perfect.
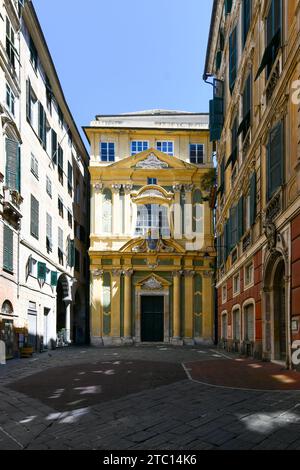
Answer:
[102, 189, 112, 233]
[1, 300, 13, 315]
[192, 189, 204, 234]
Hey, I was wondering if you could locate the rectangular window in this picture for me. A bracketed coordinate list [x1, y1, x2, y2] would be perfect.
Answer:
[45, 75, 52, 113]
[229, 26, 237, 93]
[6, 84, 15, 116]
[38, 102, 46, 149]
[156, 141, 174, 156]
[46, 176, 52, 198]
[58, 144, 64, 184]
[5, 138, 20, 192]
[58, 196, 64, 218]
[51, 129, 57, 164]
[30, 194, 39, 239]
[3, 225, 13, 273]
[100, 142, 115, 162]
[230, 205, 238, 249]
[46, 213, 52, 253]
[244, 261, 254, 287]
[131, 141, 149, 155]
[30, 153, 38, 179]
[267, 121, 283, 201]
[222, 285, 227, 304]
[58, 105, 64, 128]
[68, 210, 73, 228]
[190, 144, 204, 164]
[58, 227, 64, 265]
[29, 35, 38, 70]
[68, 130, 73, 147]
[6, 17, 16, 69]
[233, 273, 240, 296]
[238, 74, 252, 141]
[76, 181, 80, 204]
[242, 0, 252, 46]
[68, 162, 73, 195]
[244, 192, 251, 231]
[147, 178, 157, 185]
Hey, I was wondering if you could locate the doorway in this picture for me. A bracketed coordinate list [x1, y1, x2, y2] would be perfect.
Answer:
[141, 296, 164, 342]
[273, 260, 286, 361]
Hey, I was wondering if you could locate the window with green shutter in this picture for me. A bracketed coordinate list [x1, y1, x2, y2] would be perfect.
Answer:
[209, 97, 224, 142]
[255, 0, 282, 80]
[68, 162, 73, 195]
[68, 239, 75, 267]
[225, 0, 232, 14]
[37, 262, 46, 281]
[230, 206, 238, 249]
[58, 144, 64, 184]
[75, 248, 80, 273]
[238, 196, 244, 240]
[5, 138, 20, 192]
[229, 26, 237, 93]
[30, 194, 39, 239]
[51, 271, 58, 287]
[26, 79, 32, 123]
[238, 74, 252, 140]
[267, 122, 283, 201]
[51, 129, 57, 164]
[242, 0, 252, 46]
[3, 225, 13, 273]
[38, 102, 46, 149]
[250, 172, 257, 225]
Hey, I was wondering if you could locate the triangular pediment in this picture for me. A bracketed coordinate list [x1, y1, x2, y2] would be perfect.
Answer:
[108, 148, 196, 170]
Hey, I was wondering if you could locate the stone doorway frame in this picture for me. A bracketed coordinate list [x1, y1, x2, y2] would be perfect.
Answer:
[134, 274, 171, 343]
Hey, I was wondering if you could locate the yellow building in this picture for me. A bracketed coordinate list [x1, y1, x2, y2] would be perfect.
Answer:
[84, 110, 216, 346]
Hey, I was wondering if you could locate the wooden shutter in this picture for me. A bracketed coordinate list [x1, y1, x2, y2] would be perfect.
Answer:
[250, 172, 257, 225]
[38, 102, 46, 149]
[242, 0, 252, 46]
[3, 225, 13, 272]
[225, 0, 232, 14]
[30, 195, 39, 239]
[51, 271, 58, 287]
[267, 122, 283, 200]
[68, 162, 72, 187]
[5, 138, 20, 192]
[209, 97, 224, 142]
[26, 79, 32, 122]
[229, 27, 237, 92]
[37, 262, 46, 281]
[238, 196, 244, 240]
[51, 130, 57, 164]
[58, 144, 63, 168]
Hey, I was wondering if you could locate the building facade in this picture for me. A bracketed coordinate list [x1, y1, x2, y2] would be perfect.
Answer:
[0, 0, 89, 358]
[204, 0, 300, 367]
[84, 111, 216, 346]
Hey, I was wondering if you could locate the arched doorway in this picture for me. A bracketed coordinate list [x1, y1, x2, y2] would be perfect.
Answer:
[56, 275, 71, 346]
[0, 300, 14, 359]
[273, 259, 286, 361]
[263, 253, 288, 363]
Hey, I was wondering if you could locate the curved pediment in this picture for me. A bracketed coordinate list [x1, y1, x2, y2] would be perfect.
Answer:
[131, 185, 173, 205]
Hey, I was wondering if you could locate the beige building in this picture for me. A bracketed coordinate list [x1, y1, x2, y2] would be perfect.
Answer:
[204, 0, 300, 367]
[84, 110, 216, 346]
[0, 0, 89, 358]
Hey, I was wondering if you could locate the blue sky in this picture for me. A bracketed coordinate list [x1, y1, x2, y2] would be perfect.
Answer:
[33, 0, 213, 143]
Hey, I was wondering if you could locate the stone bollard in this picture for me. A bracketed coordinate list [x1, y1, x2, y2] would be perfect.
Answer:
[0, 340, 6, 365]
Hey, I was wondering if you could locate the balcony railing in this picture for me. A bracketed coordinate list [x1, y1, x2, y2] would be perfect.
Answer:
[242, 230, 252, 253]
[265, 189, 282, 222]
[3, 187, 23, 222]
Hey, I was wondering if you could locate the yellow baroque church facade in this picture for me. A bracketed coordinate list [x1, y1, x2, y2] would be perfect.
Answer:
[84, 110, 216, 346]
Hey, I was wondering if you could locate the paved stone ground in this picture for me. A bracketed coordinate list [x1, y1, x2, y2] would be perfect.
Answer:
[0, 345, 300, 450]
